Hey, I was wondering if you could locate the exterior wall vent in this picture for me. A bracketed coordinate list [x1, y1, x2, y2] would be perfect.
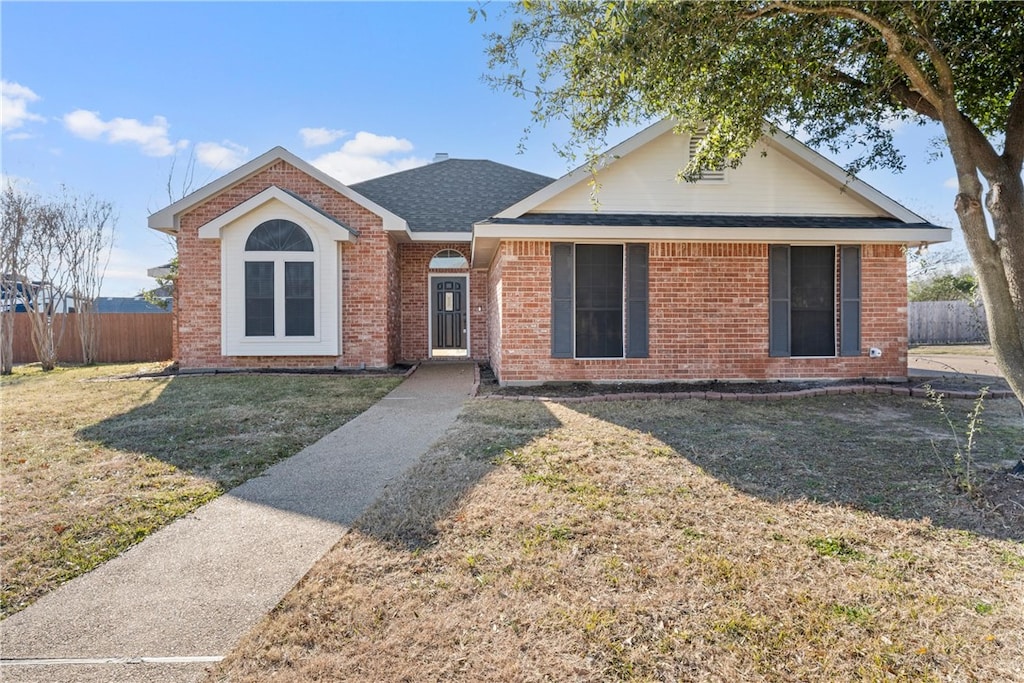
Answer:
[688, 133, 726, 182]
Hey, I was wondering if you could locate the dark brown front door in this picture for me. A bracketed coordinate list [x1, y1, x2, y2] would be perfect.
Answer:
[432, 277, 466, 354]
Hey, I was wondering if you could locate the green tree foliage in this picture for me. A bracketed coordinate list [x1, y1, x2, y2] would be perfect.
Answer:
[483, 1, 1024, 402]
[142, 256, 177, 311]
[908, 271, 978, 302]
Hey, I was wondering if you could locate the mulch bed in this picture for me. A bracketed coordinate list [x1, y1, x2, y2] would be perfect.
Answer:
[477, 365, 1016, 402]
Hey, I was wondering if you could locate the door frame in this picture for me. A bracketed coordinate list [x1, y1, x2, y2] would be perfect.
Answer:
[428, 274, 469, 358]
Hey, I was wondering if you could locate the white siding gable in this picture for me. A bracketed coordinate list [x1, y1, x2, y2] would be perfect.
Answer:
[533, 129, 880, 217]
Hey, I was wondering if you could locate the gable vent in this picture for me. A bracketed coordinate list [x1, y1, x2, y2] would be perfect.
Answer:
[688, 133, 726, 182]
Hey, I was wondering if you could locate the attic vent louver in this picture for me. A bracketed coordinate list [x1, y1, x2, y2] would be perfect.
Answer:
[688, 133, 726, 182]
[433, 153, 449, 163]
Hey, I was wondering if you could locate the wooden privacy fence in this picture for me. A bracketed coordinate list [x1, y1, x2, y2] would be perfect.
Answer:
[908, 300, 988, 345]
[10, 313, 173, 363]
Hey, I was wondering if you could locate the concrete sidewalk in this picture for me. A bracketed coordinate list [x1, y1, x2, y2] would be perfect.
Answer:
[0, 362, 476, 683]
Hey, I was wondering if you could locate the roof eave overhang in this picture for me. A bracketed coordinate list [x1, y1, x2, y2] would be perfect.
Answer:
[492, 119, 929, 224]
[197, 186, 358, 242]
[407, 231, 472, 243]
[470, 223, 952, 268]
[147, 146, 409, 235]
[494, 119, 677, 219]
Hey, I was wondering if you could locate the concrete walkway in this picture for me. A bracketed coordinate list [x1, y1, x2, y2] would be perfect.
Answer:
[0, 362, 476, 683]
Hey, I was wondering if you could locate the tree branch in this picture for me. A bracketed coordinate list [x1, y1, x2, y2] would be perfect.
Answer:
[766, 1, 948, 111]
[1003, 76, 1024, 168]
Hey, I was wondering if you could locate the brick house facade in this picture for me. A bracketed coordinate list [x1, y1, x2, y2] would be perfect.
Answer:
[150, 120, 949, 383]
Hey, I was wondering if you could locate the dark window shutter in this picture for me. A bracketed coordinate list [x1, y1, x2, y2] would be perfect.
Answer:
[840, 245, 862, 356]
[626, 244, 649, 358]
[551, 243, 573, 358]
[768, 245, 791, 357]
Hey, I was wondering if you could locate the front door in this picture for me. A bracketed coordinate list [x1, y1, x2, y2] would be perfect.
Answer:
[431, 276, 467, 357]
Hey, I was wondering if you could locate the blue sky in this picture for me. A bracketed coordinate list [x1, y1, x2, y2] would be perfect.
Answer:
[3, 1, 965, 296]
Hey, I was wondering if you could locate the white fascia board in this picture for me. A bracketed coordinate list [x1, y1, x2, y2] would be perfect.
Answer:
[197, 186, 357, 242]
[148, 146, 408, 234]
[494, 119, 678, 219]
[763, 126, 927, 223]
[472, 222, 951, 250]
[407, 231, 472, 242]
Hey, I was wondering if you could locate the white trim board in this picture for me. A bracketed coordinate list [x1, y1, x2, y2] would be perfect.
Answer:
[149, 146, 408, 234]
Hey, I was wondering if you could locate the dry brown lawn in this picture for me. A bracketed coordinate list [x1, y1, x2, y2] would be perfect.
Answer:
[211, 394, 1023, 682]
[0, 363, 401, 617]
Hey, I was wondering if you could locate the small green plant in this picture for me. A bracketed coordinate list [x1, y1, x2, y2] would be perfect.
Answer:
[925, 385, 989, 495]
[807, 536, 864, 561]
[974, 601, 994, 615]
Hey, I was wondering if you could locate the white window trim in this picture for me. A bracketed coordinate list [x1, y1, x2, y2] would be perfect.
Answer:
[573, 242, 627, 361]
[243, 253, 318, 342]
[218, 202, 342, 357]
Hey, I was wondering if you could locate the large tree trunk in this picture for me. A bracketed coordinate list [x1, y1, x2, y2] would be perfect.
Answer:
[946, 122, 1024, 403]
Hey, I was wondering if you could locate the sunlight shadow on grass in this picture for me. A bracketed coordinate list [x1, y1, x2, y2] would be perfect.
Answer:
[558, 395, 1023, 542]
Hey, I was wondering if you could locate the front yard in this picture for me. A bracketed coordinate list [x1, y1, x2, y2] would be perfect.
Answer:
[212, 393, 1023, 682]
[0, 363, 401, 617]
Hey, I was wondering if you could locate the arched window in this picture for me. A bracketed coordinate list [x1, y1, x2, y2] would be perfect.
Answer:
[429, 249, 468, 270]
[245, 219, 314, 251]
[244, 220, 315, 337]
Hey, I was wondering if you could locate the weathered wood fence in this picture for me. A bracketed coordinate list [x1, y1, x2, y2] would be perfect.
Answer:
[9, 313, 173, 363]
[908, 300, 988, 345]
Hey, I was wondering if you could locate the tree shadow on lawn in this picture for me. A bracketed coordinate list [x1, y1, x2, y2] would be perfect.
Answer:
[76, 373, 406, 494]
[353, 400, 564, 551]
[562, 394, 1024, 542]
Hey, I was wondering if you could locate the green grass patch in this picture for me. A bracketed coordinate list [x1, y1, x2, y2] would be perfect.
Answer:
[0, 363, 400, 617]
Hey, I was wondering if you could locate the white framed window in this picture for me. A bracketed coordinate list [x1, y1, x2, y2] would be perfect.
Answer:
[217, 207, 342, 357]
[243, 220, 316, 339]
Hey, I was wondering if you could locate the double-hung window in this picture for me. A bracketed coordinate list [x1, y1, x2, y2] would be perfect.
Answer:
[244, 219, 316, 338]
[551, 243, 648, 359]
[769, 245, 861, 357]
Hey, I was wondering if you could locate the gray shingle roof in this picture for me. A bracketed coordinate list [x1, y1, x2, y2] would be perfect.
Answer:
[95, 297, 171, 313]
[479, 213, 947, 230]
[351, 159, 554, 233]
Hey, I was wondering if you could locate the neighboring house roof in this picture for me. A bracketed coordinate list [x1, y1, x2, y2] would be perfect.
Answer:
[94, 297, 171, 313]
[351, 159, 554, 236]
[148, 146, 408, 235]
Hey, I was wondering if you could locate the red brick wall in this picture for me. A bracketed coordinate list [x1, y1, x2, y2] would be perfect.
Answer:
[176, 159, 397, 370]
[486, 242, 507, 379]
[488, 240, 908, 384]
[396, 243, 488, 361]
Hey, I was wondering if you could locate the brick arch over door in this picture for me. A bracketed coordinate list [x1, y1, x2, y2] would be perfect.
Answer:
[397, 243, 487, 362]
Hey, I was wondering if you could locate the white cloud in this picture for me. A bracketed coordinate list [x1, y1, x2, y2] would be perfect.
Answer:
[63, 109, 188, 157]
[300, 127, 348, 148]
[311, 152, 428, 184]
[1, 80, 45, 132]
[310, 130, 427, 184]
[943, 177, 958, 190]
[879, 114, 908, 133]
[195, 140, 250, 170]
[341, 131, 414, 156]
[63, 109, 111, 139]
